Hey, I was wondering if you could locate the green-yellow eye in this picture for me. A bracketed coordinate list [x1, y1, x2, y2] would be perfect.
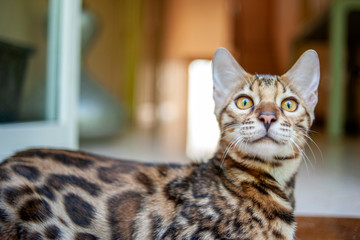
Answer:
[281, 99, 298, 112]
[236, 96, 253, 110]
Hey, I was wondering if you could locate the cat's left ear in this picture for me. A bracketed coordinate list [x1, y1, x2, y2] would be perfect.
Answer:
[282, 50, 320, 113]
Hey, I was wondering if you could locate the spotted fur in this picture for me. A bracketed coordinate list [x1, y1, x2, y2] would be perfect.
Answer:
[0, 48, 319, 239]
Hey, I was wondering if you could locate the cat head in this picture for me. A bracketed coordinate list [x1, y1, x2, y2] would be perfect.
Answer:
[212, 47, 320, 160]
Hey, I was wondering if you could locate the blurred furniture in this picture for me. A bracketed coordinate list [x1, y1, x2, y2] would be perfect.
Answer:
[330, 0, 360, 138]
[296, 216, 360, 239]
[0, 0, 81, 158]
[328, 0, 360, 139]
[78, 8, 124, 139]
[0, 40, 33, 123]
[296, 0, 360, 139]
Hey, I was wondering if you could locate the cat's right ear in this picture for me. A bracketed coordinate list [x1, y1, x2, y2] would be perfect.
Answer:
[282, 49, 320, 114]
[212, 47, 248, 116]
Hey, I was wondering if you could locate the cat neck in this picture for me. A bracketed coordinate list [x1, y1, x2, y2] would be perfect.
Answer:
[214, 144, 302, 194]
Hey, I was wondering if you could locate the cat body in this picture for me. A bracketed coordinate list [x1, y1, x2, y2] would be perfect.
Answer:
[0, 48, 320, 240]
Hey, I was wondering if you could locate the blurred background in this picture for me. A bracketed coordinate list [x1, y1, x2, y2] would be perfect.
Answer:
[0, 0, 359, 218]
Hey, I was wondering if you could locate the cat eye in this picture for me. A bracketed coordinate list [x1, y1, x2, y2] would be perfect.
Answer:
[281, 99, 298, 112]
[236, 96, 253, 110]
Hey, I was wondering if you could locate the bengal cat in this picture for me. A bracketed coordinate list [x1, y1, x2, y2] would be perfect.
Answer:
[0, 47, 320, 240]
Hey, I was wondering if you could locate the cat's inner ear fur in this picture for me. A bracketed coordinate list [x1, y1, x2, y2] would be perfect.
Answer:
[282, 50, 320, 115]
[212, 47, 248, 117]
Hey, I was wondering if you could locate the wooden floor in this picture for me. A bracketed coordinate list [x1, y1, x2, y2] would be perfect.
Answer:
[296, 217, 360, 240]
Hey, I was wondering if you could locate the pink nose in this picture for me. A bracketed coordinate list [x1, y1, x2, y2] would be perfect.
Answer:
[258, 112, 277, 131]
[258, 115, 276, 124]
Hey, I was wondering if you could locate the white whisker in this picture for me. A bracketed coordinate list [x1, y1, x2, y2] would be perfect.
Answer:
[295, 130, 323, 163]
[221, 129, 238, 140]
[221, 136, 241, 168]
[290, 138, 313, 175]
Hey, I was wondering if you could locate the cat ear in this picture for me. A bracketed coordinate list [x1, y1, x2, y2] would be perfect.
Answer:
[212, 47, 248, 116]
[282, 50, 320, 113]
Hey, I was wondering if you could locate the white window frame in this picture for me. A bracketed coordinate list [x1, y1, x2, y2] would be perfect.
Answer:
[0, 0, 81, 158]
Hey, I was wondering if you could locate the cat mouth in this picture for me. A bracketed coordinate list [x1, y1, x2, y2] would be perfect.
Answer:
[252, 135, 280, 144]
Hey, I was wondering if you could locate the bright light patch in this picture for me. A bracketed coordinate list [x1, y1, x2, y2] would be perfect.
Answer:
[186, 60, 219, 160]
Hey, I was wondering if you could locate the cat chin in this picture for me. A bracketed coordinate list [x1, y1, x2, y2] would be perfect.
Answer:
[242, 141, 293, 161]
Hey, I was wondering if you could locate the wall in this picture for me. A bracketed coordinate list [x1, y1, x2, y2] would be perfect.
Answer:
[154, 0, 233, 156]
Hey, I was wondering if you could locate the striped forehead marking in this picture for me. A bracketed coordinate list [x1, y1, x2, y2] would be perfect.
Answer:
[254, 74, 280, 85]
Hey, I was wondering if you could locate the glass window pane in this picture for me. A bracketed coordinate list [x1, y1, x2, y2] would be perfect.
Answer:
[0, 0, 52, 123]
